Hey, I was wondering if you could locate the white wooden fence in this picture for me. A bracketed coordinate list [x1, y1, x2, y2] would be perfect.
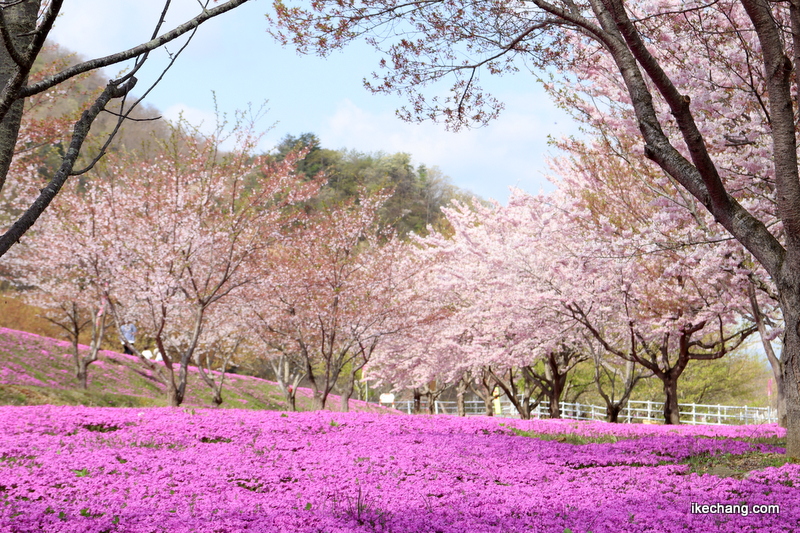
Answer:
[386, 398, 777, 425]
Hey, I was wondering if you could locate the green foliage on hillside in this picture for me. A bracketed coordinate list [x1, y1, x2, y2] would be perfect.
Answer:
[273, 133, 474, 236]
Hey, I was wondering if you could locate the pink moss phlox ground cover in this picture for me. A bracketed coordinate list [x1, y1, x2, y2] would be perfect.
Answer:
[0, 328, 387, 413]
[0, 406, 797, 532]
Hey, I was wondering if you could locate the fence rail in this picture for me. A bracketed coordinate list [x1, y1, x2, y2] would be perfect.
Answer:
[382, 398, 776, 425]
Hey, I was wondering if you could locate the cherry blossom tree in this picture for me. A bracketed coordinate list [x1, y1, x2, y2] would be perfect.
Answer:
[8, 145, 117, 389]
[368, 197, 591, 420]
[270, 0, 800, 455]
[32, 118, 316, 407]
[189, 296, 254, 407]
[435, 197, 593, 420]
[364, 290, 467, 412]
[246, 306, 308, 411]
[251, 192, 416, 411]
[10, 211, 109, 390]
[548, 139, 759, 424]
[0, 0, 255, 257]
[363, 210, 492, 413]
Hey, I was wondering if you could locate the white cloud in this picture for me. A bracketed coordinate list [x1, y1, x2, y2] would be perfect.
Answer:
[319, 97, 577, 202]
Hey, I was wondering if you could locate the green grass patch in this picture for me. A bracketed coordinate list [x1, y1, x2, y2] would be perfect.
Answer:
[82, 423, 121, 433]
[507, 427, 623, 444]
[508, 427, 787, 448]
[0, 384, 168, 408]
[680, 451, 798, 478]
[199, 436, 232, 444]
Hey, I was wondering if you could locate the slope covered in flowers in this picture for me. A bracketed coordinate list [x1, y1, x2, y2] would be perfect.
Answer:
[0, 406, 796, 532]
[0, 327, 384, 412]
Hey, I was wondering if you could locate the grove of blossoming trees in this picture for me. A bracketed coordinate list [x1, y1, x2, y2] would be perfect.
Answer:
[10, 118, 319, 407]
[246, 192, 423, 411]
[270, 0, 800, 455]
[1, 2, 783, 461]
[367, 175, 756, 425]
[0, 0, 254, 257]
[4, 70, 773, 445]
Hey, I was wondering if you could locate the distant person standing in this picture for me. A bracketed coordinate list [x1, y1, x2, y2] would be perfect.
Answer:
[120, 323, 136, 355]
[492, 387, 503, 416]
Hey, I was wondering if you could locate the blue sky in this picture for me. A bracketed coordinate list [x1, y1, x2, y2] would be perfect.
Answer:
[48, 0, 579, 203]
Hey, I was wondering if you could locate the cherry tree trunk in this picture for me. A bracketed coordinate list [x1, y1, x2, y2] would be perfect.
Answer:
[546, 372, 567, 419]
[339, 375, 356, 413]
[779, 284, 800, 458]
[166, 380, 180, 408]
[306, 370, 326, 410]
[661, 377, 681, 425]
[607, 404, 623, 423]
[70, 335, 92, 391]
[456, 392, 466, 417]
[774, 370, 787, 428]
[210, 389, 223, 407]
[548, 394, 561, 419]
[71, 339, 90, 390]
[456, 379, 469, 417]
[456, 373, 472, 416]
[313, 391, 325, 411]
[76, 360, 89, 390]
[0, 0, 37, 192]
[412, 388, 422, 414]
[518, 399, 532, 420]
[425, 392, 436, 415]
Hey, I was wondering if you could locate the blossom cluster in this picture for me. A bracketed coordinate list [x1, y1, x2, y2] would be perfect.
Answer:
[0, 406, 796, 532]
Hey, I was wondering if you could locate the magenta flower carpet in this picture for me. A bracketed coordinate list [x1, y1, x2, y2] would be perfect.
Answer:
[0, 406, 796, 532]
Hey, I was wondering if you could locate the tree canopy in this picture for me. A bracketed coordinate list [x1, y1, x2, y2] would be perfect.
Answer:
[269, 0, 800, 456]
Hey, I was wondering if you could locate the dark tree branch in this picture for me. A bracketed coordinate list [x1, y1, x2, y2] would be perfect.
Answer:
[0, 77, 136, 255]
[20, 0, 250, 98]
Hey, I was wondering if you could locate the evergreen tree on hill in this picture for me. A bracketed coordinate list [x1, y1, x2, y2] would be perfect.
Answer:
[273, 133, 474, 236]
